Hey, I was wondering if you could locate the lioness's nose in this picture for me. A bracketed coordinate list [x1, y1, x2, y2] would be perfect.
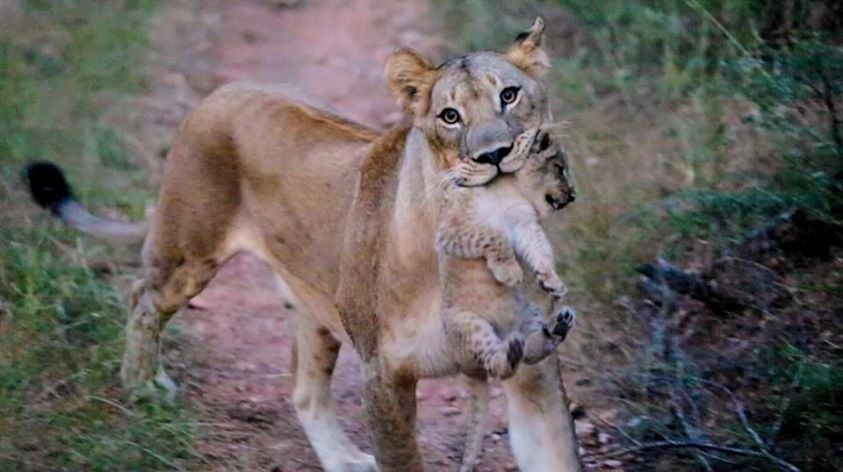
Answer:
[474, 145, 512, 166]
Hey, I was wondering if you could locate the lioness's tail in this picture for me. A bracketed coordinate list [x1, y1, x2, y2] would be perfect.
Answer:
[25, 161, 148, 244]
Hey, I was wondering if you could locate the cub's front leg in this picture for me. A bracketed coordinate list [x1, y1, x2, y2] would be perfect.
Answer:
[511, 221, 567, 298]
[436, 221, 523, 287]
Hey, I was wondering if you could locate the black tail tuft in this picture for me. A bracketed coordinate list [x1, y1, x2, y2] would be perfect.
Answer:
[25, 161, 74, 215]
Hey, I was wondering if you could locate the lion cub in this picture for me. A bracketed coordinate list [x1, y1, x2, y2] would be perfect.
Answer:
[437, 127, 576, 381]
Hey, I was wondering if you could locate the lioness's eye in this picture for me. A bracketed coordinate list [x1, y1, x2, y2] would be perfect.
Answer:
[500, 86, 520, 106]
[439, 108, 461, 125]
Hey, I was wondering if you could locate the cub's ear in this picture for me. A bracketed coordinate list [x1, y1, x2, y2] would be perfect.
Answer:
[504, 17, 550, 79]
[385, 48, 438, 116]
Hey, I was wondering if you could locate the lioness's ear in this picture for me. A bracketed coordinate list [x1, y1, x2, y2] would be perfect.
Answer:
[385, 48, 438, 116]
[504, 17, 550, 79]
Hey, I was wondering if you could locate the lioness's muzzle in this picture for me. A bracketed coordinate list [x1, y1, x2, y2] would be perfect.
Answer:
[474, 145, 512, 166]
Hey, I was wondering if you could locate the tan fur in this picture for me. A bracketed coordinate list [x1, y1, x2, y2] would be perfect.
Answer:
[437, 129, 577, 471]
[437, 128, 574, 380]
[105, 18, 584, 472]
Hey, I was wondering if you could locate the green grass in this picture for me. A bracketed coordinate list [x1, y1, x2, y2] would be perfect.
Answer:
[0, 1, 200, 469]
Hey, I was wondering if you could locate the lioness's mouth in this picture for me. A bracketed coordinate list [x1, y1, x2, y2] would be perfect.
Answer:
[454, 167, 501, 187]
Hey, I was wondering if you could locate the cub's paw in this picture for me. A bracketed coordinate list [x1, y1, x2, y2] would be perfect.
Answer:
[488, 258, 524, 287]
[522, 323, 556, 364]
[485, 334, 523, 380]
[537, 271, 567, 299]
[551, 306, 576, 340]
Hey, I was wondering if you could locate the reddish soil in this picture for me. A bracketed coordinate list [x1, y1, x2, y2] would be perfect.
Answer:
[152, 0, 618, 470]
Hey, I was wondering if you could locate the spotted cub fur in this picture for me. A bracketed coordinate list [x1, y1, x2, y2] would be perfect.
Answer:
[437, 127, 576, 380]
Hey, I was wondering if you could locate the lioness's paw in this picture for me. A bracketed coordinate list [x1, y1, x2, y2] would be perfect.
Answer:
[126, 370, 178, 405]
[488, 258, 524, 287]
[324, 453, 378, 472]
[551, 306, 576, 340]
[537, 271, 567, 298]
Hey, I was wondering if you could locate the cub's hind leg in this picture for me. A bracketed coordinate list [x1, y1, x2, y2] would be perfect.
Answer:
[522, 305, 576, 365]
[446, 310, 524, 380]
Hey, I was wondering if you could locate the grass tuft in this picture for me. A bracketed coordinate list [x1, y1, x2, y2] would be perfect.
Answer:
[0, 1, 199, 469]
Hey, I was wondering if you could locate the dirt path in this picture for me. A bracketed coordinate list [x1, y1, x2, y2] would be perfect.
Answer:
[145, 1, 615, 470]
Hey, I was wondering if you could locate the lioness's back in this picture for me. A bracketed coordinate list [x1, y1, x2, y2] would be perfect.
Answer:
[150, 82, 382, 297]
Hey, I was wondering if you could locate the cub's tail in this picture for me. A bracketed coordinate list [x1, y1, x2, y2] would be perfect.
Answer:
[25, 161, 148, 244]
[459, 376, 491, 472]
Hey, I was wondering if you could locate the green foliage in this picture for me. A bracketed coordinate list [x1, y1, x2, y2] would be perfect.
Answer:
[0, 1, 155, 218]
[0, 1, 198, 470]
[0, 228, 195, 471]
[437, 1, 842, 469]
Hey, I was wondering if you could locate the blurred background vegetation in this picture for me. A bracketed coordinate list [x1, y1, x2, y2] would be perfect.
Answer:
[0, 1, 198, 470]
[1, 0, 841, 470]
[436, 0, 842, 470]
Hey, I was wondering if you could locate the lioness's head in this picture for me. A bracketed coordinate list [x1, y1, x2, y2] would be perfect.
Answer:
[515, 126, 576, 218]
[385, 18, 551, 186]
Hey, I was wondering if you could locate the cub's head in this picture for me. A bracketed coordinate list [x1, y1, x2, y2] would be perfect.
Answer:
[516, 126, 576, 218]
[385, 18, 551, 186]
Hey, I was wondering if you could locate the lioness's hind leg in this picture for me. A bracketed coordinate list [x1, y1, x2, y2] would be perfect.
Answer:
[290, 311, 377, 472]
[121, 283, 170, 397]
[121, 133, 241, 398]
[121, 256, 220, 400]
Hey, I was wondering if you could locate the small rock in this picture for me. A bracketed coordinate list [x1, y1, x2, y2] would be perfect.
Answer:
[575, 419, 595, 436]
[598, 432, 612, 445]
[603, 459, 623, 469]
[570, 402, 585, 419]
[575, 377, 593, 387]
[439, 406, 460, 417]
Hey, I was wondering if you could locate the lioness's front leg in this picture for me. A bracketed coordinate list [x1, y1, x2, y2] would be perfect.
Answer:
[290, 313, 377, 471]
[363, 362, 424, 472]
[502, 356, 582, 471]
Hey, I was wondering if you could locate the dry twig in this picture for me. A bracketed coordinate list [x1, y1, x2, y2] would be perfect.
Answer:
[599, 440, 801, 472]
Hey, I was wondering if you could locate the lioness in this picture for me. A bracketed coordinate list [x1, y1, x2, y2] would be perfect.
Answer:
[27, 18, 582, 471]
